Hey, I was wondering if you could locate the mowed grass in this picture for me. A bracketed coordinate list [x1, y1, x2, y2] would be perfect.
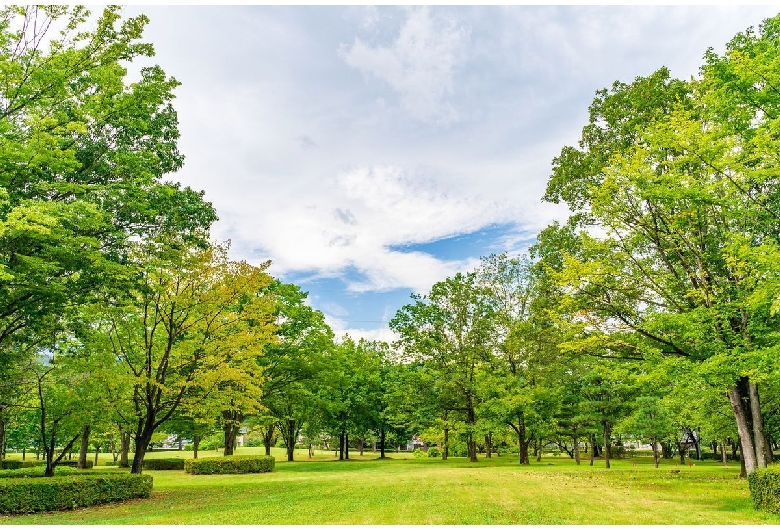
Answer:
[3, 447, 779, 525]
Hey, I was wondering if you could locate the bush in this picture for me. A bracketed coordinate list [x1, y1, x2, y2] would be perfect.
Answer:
[101, 460, 120, 466]
[185, 455, 274, 475]
[413, 449, 424, 458]
[183, 443, 193, 451]
[748, 466, 780, 514]
[0, 473, 152, 513]
[427, 447, 441, 458]
[142, 458, 185, 470]
[57, 460, 94, 469]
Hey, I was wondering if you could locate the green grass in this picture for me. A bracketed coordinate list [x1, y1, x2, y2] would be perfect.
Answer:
[2, 448, 779, 524]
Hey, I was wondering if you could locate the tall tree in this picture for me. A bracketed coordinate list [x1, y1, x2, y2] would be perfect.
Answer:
[104, 242, 276, 473]
[391, 272, 497, 462]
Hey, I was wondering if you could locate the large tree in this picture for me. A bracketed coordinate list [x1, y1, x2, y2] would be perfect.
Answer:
[539, 15, 780, 475]
[391, 272, 497, 462]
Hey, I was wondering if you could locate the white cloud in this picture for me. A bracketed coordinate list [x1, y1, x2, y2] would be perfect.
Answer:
[339, 7, 470, 125]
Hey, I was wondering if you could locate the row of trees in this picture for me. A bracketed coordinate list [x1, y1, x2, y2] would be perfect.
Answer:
[2, 5, 779, 481]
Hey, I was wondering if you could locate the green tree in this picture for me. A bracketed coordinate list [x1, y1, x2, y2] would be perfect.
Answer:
[391, 272, 497, 462]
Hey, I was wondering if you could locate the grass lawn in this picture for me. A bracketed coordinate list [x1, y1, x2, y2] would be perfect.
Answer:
[2, 447, 779, 524]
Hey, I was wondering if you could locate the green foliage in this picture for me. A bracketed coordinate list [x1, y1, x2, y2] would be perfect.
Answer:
[142, 458, 185, 471]
[427, 447, 441, 458]
[184, 455, 275, 475]
[0, 461, 41, 470]
[57, 460, 93, 469]
[0, 473, 152, 513]
[413, 448, 424, 458]
[748, 466, 780, 514]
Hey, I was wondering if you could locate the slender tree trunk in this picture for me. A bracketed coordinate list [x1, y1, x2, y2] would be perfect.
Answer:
[589, 434, 595, 466]
[338, 431, 345, 461]
[748, 382, 767, 468]
[263, 426, 275, 456]
[358, 438, 364, 456]
[603, 421, 611, 469]
[721, 439, 728, 466]
[652, 436, 660, 468]
[77, 425, 90, 469]
[380, 428, 386, 459]
[728, 385, 758, 475]
[93, 444, 101, 466]
[285, 420, 297, 462]
[120, 430, 130, 467]
[193, 434, 200, 459]
[485, 434, 492, 458]
[223, 423, 238, 457]
[0, 419, 5, 461]
[345, 432, 349, 460]
[679, 443, 686, 465]
[573, 434, 580, 465]
[442, 414, 449, 461]
[466, 403, 477, 462]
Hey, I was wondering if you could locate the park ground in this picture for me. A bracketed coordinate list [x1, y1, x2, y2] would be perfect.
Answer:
[2, 447, 780, 524]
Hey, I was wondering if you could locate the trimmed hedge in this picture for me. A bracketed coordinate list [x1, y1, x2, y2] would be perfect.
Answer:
[0, 473, 153, 514]
[0, 460, 43, 470]
[57, 460, 94, 469]
[143, 458, 185, 470]
[748, 466, 780, 514]
[185, 455, 275, 475]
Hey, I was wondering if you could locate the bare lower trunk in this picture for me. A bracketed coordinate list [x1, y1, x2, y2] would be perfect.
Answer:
[120, 430, 130, 468]
[262, 426, 275, 456]
[721, 439, 728, 466]
[573, 434, 580, 465]
[345, 432, 349, 460]
[603, 421, 611, 469]
[77, 425, 91, 469]
[380, 428, 386, 459]
[748, 382, 767, 468]
[590, 434, 595, 466]
[442, 424, 449, 461]
[652, 436, 660, 468]
[193, 435, 200, 459]
[93, 444, 101, 466]
[728, 385, 757, 476]
[485, 434, 492, 458]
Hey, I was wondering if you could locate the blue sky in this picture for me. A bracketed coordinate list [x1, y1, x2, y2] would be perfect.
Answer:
[124, 5, 780, 342]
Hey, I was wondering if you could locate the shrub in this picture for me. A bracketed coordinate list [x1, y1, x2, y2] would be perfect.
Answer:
[748, 466, 780, 514]
[102, 460, 120, 467]
[142, 458, 185, 470]
[57, 460, 94, 469]
[427, 447, 441, 458]
[413, 449, 424, 458]
[185, 455, 274, 475]
[0, 473, 152, 513]
[183, 443, 193, 451]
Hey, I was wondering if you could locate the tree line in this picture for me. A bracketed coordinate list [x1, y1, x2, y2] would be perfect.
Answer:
[0, 6, 778, 479]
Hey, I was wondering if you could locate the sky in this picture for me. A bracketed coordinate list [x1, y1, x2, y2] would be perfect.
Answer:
[122, 5, 779, 343]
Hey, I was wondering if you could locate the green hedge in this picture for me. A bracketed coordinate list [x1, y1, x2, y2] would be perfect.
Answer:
[185, 455, 275, 475]
[143, 458, 185, 470]
[57, 460, 94, 469]
[748, 466, 780, 514]
[0, 473, 153, 514]
[0, 460, 44, 470]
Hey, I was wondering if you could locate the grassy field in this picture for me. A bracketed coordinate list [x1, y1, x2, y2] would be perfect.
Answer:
[2, 447, 779, 524]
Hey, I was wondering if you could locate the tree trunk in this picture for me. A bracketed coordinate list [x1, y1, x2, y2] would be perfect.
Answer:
[285, 420, 297, 462]
[728, 385, 758, 475]
[93, 443, 101, 466]
[485, 434, 492, 458]
[77, 425, 90, 469]
[358, 438, 364, 456]
[721, 438, 728, 466]
[262, 426, 275, 456]
[466, 403, 477, 462]
[338, 431, 344, 461]
[748, 382, 767, 468]
[603, 421, 611, 469]
[679, 443, 686, 465]
[223, 423, 238, 457]
[0, 419, 5, 461]
[380, 428, 386, 459]
[652, 436, 660, 468]
[345, 432, 349, 460]
[589, 434, 595, 466]
[193, 434, 200, 459]
[442, 422, 449, 461]
[120, 430, 130, 468]
[573, 434, 580, 465]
